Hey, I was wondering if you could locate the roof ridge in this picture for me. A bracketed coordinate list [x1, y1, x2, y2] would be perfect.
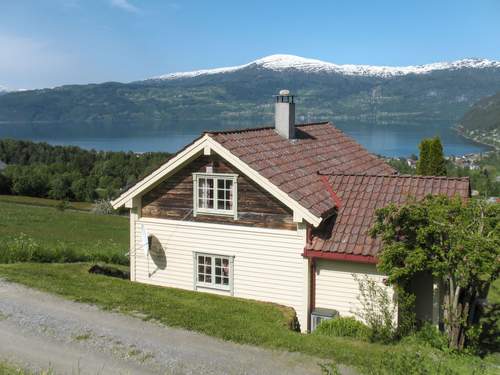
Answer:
[317, 171, 470, 181]
[204, 121, 332, 136]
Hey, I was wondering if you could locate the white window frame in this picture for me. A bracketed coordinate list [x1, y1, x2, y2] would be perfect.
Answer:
[193, 173, 238, 219]
[193, 252, 234, 294]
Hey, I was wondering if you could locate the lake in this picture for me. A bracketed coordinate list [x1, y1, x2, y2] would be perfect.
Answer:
[0, 121, 490, 157]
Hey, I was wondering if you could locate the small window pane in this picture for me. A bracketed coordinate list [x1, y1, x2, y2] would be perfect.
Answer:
[215, 276, 221, 284]
[205, 275, 212, 283]
[198, 274, 204, 282]
[215, 258, 221, 266]
[223, 278, 229, 285]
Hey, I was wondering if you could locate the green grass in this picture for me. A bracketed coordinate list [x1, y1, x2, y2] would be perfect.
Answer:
[0, 195, 93, 211]
[0, 361, 50, 375]
[0, 263, 495, 375]
[0, 201, 129, 264]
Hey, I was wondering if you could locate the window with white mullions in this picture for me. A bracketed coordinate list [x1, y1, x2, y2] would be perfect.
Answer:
[193, 173, 237, 217]
[195, 253, 233, 291]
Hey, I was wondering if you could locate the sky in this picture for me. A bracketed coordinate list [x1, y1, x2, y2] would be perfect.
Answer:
[1, 0, 500, 90]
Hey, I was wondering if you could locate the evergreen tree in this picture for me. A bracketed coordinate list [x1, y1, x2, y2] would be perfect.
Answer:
[416, 137, 447, 176]
[429, 137, 447, 176]
[416, 138, 432, 175]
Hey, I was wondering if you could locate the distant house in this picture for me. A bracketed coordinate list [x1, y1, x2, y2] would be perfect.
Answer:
[112, 91, 470, 332]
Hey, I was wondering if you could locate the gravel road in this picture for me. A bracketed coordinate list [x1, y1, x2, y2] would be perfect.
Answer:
[0, 279, 344, 375]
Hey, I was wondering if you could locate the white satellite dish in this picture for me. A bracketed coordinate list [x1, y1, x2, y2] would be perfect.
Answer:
[141, 224, 149, 258]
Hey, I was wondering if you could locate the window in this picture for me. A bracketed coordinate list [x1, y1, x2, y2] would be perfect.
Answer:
[193, 173, 237, 217]
[195, 253, 233, 291]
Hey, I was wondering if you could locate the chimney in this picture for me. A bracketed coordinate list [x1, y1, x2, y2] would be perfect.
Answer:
[275, 89, 295, 139]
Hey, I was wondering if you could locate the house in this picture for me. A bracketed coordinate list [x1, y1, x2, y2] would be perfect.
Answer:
[111, 90, 470, 332]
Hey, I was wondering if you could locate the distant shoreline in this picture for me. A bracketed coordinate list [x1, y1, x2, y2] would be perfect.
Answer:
[454, 125, 499, 152]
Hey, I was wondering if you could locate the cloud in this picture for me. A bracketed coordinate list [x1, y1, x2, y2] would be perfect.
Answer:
[110, 0, 139, 13]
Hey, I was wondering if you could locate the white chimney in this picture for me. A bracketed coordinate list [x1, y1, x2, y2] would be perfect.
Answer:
[275, 89, 295, 139]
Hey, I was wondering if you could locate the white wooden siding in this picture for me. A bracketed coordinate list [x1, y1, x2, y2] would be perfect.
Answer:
[315, 260, 396, 322]
[131, 217, 309, 331]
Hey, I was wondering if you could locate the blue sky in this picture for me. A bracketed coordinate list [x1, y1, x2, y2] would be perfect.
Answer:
[1, 0, 499, 89]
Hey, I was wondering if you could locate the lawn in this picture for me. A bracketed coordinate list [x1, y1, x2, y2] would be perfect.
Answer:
[0, 263, 496, 375]
[0, 195, 93, 211]
[0, 201, 129, 264]
[0, 200, 498, 374]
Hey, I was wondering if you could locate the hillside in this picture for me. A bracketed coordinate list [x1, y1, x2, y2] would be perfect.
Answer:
[458, 91, 500, 148]
[2, 55, 500, 126]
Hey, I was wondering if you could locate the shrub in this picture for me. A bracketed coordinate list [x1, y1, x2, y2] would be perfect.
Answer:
[353, 274, 397, 343]
[91, 199, 115, 215]
[401, 322, 448, 351]
[314, 317, 371, 341]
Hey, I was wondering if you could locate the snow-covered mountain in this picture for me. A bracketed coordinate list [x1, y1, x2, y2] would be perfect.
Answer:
[2, 54, 500, 125]
[153, 54, 500, 80]
[0, 85, 8, 93]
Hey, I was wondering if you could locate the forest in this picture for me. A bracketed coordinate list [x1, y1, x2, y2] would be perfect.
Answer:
[0, 139, 170, 201]
[0, 138, 498, 203]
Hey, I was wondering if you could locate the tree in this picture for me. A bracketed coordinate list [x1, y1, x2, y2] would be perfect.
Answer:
[371, 196, 499, 350]
[0, 173, 11, 194]
[416, 139, 432, 175]
[429, 138, 447, 176]
[416, 137, 446, 176]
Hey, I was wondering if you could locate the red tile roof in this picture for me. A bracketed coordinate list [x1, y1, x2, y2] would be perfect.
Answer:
[306, 173, 470, 257]
[207, 122, 396, 218]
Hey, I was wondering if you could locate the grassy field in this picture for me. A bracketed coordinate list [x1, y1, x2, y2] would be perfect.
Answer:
[0, 200, 498, 374]
[0, 195, 93, 211]
[0, 263, 496, 375]
[0, 201, 129, 264]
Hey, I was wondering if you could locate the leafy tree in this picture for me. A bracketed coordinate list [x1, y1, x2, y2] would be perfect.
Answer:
[371, 196, 499, 350]
[0, 139, 170, 202]
[0, 173, 11, 194]
[7, 165, 50, 196]
[416, 137, 446, 176]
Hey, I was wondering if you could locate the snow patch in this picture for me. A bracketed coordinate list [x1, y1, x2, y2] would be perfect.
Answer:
[152, 54, 500, 80]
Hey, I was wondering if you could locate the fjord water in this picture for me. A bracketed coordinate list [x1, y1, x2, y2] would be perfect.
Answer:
[0, 121, 489, 157]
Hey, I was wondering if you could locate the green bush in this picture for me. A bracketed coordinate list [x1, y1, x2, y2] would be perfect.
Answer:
[354, 275, 397, 343]
[0, 234, 128, 265]
[314, 317, 371, 340]
[400, 322, 448, 351]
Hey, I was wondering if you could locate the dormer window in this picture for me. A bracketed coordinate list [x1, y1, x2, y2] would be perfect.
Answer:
[193, 173, 238, 218]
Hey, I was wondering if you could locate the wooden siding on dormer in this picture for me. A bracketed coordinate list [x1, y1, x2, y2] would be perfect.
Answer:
[141, 155, 296, 230]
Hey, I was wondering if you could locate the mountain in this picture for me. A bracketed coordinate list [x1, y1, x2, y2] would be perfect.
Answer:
[1, 54, 500, 126]
[0, 85, 9, 96]
[154, 54, 500, 80]
[458, 91, 500, 148]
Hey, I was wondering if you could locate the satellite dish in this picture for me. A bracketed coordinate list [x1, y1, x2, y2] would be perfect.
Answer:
[141, 224, 149, 257]
[279, 89, 290, 96]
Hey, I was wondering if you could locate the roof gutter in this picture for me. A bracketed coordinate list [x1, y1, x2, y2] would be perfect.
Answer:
[302, 248, 378, 264]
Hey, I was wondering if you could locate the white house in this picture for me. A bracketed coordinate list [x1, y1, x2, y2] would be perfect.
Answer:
[111, 91, 470, 332]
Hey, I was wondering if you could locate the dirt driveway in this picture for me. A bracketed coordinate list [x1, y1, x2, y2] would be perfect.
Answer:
[0, 279, 345, 375]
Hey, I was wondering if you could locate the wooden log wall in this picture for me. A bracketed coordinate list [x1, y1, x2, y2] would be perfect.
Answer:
[141, 155, 296, 230]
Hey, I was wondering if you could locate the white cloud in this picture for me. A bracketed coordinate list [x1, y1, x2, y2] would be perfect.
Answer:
[110, 0, 139, 13]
